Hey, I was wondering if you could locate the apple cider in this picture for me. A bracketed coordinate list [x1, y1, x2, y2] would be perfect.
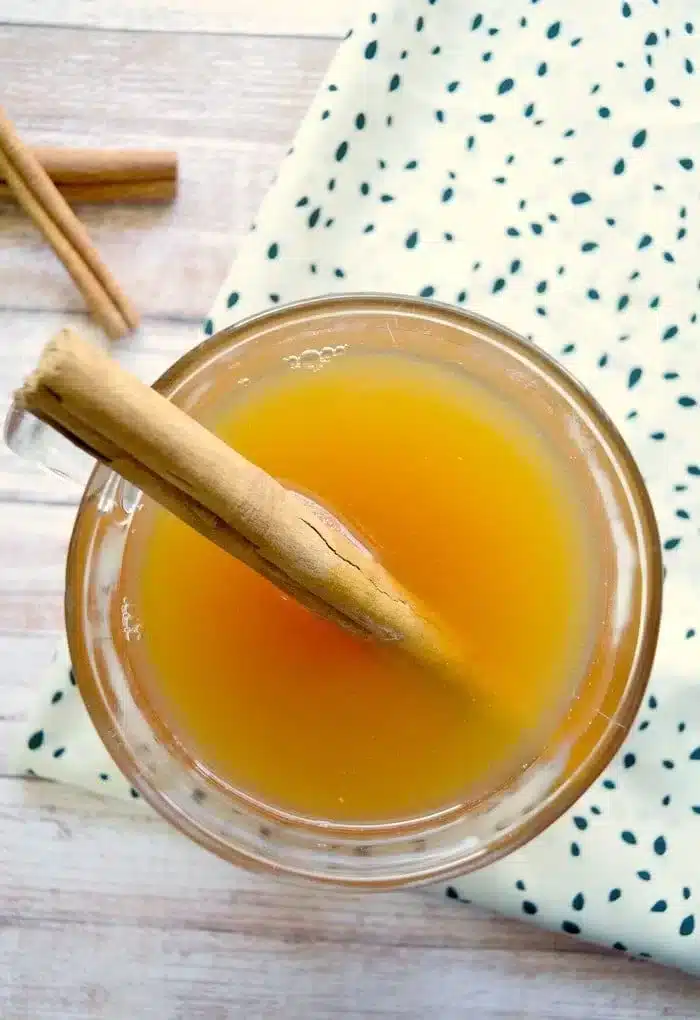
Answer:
[119, 340, 596, 824]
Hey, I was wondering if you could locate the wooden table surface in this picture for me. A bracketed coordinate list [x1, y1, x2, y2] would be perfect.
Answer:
[1, 2, 699, 1016]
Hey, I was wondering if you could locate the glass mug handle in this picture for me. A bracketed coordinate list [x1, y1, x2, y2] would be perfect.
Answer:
[4, 402, 95, 490]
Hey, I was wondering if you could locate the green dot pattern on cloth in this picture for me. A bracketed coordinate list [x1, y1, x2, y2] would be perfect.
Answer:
[14, 640, 152, 806]
[9, 0, 700, 980]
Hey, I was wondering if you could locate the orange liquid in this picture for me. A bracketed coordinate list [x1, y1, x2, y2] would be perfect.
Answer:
[122, 351, 594, 823]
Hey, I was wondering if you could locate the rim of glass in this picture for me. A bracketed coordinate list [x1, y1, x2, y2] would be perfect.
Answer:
[65, 293, 663, 885]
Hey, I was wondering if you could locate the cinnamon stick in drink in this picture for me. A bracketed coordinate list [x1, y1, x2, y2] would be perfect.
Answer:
[16, 329, 471, 684]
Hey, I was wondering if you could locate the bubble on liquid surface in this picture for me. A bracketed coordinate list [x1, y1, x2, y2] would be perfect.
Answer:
[121, 597, 142, 642]
[283, 345, 348, 372]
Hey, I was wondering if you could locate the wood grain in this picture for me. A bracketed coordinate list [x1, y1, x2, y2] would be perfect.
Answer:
[1, 778, 700, 1019]
[2, 6, 699, 1017]
[1, 0, 355, 38]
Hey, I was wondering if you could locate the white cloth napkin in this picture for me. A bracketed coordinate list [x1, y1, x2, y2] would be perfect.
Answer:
[11, 0, 700, 974]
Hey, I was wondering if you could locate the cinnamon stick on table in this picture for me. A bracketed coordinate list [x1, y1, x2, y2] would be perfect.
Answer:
[0, 110, 139, 339]
[0, 147, 178, 205]
[22, 146, 177, 184]
[16, 330, 471, 686]
[0, 178, 176, 205]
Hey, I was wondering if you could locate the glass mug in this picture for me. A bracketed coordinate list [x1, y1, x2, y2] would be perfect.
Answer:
[5, 295, 662, 888]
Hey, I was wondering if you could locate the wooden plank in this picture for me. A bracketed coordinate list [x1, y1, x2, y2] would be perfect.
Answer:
[0, 779, 579, 955]
[0, 0, 356, 38]
[0, 501, 73, 771]
[0, 498, 75, 762]
[8, 930, 698, 1020]
[1, 783, 699, 1020]
[0, 502, 74, 598]
[0, 26, 334, 320]
[0, 504, 71, 769]
[0, 635, 58, 692]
